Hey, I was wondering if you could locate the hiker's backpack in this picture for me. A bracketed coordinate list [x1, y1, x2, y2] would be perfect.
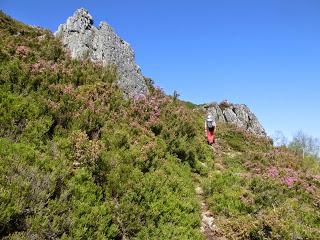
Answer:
[206, 114, 215, 129]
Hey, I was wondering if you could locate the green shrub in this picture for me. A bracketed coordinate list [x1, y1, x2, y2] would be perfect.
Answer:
[1, 10, 319, 240]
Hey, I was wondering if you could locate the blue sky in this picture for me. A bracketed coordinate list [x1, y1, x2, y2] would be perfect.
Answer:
[1, 0, 320, 140]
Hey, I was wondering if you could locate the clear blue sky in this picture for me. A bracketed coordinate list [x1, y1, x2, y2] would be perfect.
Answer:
[1, 0, 320, 140]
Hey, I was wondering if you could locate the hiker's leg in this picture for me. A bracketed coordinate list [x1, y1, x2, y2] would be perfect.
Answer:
[212, 133, 215, 144]
[206, 129, 210, 144]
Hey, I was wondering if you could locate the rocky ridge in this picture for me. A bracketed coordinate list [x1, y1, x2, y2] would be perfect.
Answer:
[207, 100, 267, 137]
[55, 8, 267, 137]
[55, 8, 148, 98]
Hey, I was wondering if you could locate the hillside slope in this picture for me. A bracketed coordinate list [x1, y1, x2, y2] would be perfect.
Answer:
[200, 124, 320, 239]
[0, 11, 319, 240]
[0, 11, 211, 239]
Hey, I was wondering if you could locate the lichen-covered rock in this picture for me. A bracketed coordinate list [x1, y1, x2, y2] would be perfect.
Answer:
[209, 105, 226, 123]
[207, 101, 267, 137]
[55, 8, 148, 98]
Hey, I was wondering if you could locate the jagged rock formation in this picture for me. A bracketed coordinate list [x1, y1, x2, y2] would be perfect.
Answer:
[207, 100, 267, 137]
[55, 8, 148, 97]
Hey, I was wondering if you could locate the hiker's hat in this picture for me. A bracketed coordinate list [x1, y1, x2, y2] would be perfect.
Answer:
[207, 114, 214, 121]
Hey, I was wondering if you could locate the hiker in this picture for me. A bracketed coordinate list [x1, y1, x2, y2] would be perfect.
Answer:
[205, 114, 216, 145]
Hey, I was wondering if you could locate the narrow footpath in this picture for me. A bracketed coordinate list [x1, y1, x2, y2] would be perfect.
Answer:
[193, 143, 226, 240]
[194, 181, 217, 240]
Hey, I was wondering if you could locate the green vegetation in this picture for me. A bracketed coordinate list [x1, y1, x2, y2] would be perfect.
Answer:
[0, 11, 211, 239]
[288, 131, 320, 159]
[202, 124, 320, 239]
[1, 11, 319, 239]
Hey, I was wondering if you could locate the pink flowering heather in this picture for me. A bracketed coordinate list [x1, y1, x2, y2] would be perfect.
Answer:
[130, 90, 169, 127]
[51, 63, 58, 71]
[30, 59, 59, 73]
[16, 45, 29, 56]
[63, 84, 75, 95]
[314, 175, 320, 181]
[284, 168, 296, 175]
[267, 166, 279, 178]
[282, 176, 298, 187]
[303, 183, 316, 193]
[30, 59, 48, 73]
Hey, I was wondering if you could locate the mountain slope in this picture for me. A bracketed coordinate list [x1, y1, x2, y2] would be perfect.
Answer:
[0, 11, 211, 239]
[0, 11, 319, 240]
[201, 124, 320, 239]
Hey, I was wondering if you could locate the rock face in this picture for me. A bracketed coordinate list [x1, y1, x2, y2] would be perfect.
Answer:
[207, 100, 267, 137]
[55, 8, 148, 97]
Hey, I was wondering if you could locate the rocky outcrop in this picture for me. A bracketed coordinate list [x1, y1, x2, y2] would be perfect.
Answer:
[207, 100, 267, 137]
[55, 8, 148, 98]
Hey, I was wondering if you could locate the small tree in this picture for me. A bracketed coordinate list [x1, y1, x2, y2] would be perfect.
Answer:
[288, 131, 320, 159]
[173, 90, 180, 102]
[272, 130, 288, 147]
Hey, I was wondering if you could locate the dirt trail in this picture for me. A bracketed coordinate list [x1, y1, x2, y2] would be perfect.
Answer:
[194, 143, 226, 240]
[194, 182, 218, 240]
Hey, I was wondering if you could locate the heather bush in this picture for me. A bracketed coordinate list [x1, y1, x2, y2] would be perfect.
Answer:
[202, 125, 320, 239]
[0, 11, 211, 239]
[1, 11, 319, 240]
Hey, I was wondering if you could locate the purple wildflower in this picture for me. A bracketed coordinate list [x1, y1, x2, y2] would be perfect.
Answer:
[283, 176, 298, 187]
[267, 166, 279, 178]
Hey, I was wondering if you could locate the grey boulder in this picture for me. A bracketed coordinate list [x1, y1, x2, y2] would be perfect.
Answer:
[55, 8, 148, 98]
[207, 101, 267, 137]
